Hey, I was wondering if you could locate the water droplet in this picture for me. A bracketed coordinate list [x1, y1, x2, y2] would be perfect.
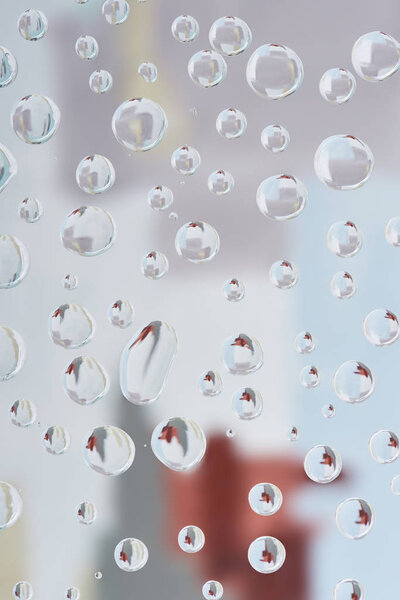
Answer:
[120, 321, 177, 405]
[232, 387, 263, 420]
[84, 425, 135, 475]
[17, 9, 48, 41]
[49, 304, 95, 349]
[0, 482, 22, 529]
[114, 538, 148, 571]
[148, 185, 173, 211]
[294, 331, 316, 354]
[363, 308, 399, 346]
[257, 174, 306, 221]
[169, 211, 178, 221]
[299, 365, 320, 388]
[287, 426, 298, 441]
[171, 15, 199, 43]
[208, 170, 234, 195]
[63, 274, 78, 290]
[352, 31, 400, 81]
[188, 50, 227, 88]
[216, 108, 247, 140]
[334, 579, 364, 600]
[226, 428, 235, 438]
[61, 206, 115, 256]
[199, 370, 222, 396]
[222, 333, 263, 375]
[0, 47, 17, 87]
[304, 445, 342, 483]
[108, 299, 134, 328]
[330, 271, 356, 299]
[171, 145, 201, 175]
[138, 62, 157, 83]
[151, 417, 206, 471]
[189, 106, 198, 118]
[175, 221, 219, 263]
[391, 474, 400, 495]
[209, 16, 251, 56]
[178, 525, 205, 553]
[141, 250, 169, 279]
[248, 536, 286, 573]
[76, 155, 115, 195]
[89, 69, 113, 94]
[261, 124, 290, 152]
[314, 134, 374, 190]
[76, 501, 96, 525]
[269, 259, 298, 288]
[102, 0, 130, 24]
[202, 581, 223, 600]
[112, 97, 167, 151]
[9, 399, 36, 427]
[322, 403, 335, 419]
[94, 571, 102, 580]
[248, 483, 282, 515]
[75, 35, 99, 60]
[385, 216, 400, 246]
[0, 327, 25, 381]
[12, 581, 33, 600]
[43, 426, 70, 455]
[0, 235, 29, 289]
[319, 68, 356, 104]
[19, 197, 42, 223]
[246, 44, 303, 99]
[335, 498, 374, 539]
[63, 356, 109, 405]
[327, 221, 362, 257]
[223, 278, 245, 302]
[12, 95, 60, 144]
[369, 429, 399, 463]
[65, 587, 80, 600]
[334, 360, 374, 403]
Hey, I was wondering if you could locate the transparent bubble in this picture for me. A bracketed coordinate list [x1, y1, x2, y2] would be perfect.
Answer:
[17, 9, 48, 41]
[84, 425, 135, 475]
[202, 581, 223, 600]
[151, 417, 206, 471]
[141, 250, 169, 279]
[224, 278, 245, 302]
[188, 50, 227, 88]
[175, 221, 219, 263]
[248, 536, 286, 573]
[102, 0, 130, 24]
[61, 206, 115, 257]
[269, 259, 298, 289]
[63, 356, 109, 405]
[76, 155, 115, 195]
[299, 365, 320, 388]
[148, 185, 173, 211]
[76, 501, 97, 525]
[43, 426, 70, 455]
[385, 216, 400, 247]
[94, 572, 102, 580]
[334, 360, 374, 403]
[169, 212, 178, 221]
[65, 587, 80, 600]
[319, 68, 356, 104]
[294, 331, 316, 354]
[12, 581, 33, 600]
[0, 235, 29, 289]
[178, 525, 205, 553]
[226, 428, 235, 438]
[63, 274, 78, 290]
[248, 483, 282, 516]
[9, 399, 37, 427]
[352, 31, 400, 81]
[232, 387, 263, 420]
[75, 35, 99, 60]
[171, 145, 201, 175]
[261, 124, 290, 153]
[49, 304, 95, 349]
[257, 174, 306, 221]
[209, 16, 251, 57]
[314, 134, 374, 190]
[19, 197, 42, 223]
[0, 144, 17, 193]
[89, 69, 113, 94]
[246, 43, 304, 99]
[112, 97, 167, 151]
[12, 95, 60, 144]
[0, 327, 25, 381]
[0, 482, 22, 530]
[334, 579, 364, 600]
[330, 271, 356, 300]
[304, 445, 342, 483]
[120, 321, 177, 405]
[171, 15, 199, 43]
[216, 108, 247, 140]
[363, 308, 399, 346]
[114, 538, 148, 572]
[327, 221, 362, 257]
[222, 333, 263, 375]
[287, 426, 298, 441]
[391, 474, 400, 495]
[335, 498, 374, 539]
[108, 299, 134, 328]
[322, 403, 335, 419]
[369, 429, 399, 463]
[0, 47, 17, 87]
[138, 62, 157, 83]
[199, 370, 222, 396]
[208, 170, 234, 195]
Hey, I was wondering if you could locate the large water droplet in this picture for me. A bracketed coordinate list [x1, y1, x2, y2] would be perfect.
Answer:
[61, 206, 115, 256]
[178, 525, 205, 553]
[334, 360, 374, 403]
[75, 35, 99, 60]
[0, 327, 25, 381]
[232, 387, 263, 419]
[49, 304, 95, 349]
[352, 31, 400, 81]
[335, 498, 374, 539]
[175, 221, 219, 263]
[84, 425, 135, 475]
[76, 501, 96, 525]
[43, 426, 70, 455]
[363, 308, 399, 346]
[334, 579, 364, 600]
[76, 155, 115, 195]
[63, 356, 109, 405]
[114, 538, 148, 571]
[246, 44, 304, 99]
[319, 68, 356, 104]
[202, 581, 223, 600]
[171, 15, 199, 43]
[0, 482, 22, 529]
[327, 221, 362, 257]
[369, 429, 399, 463]
[248, 483, 282, 515]
[222, 333, 263, 375]
[102, 0, 130, 24]
[0, 47, 17, 87]
[151, 417, 206, 471]
[17, 9, 48, 41]
[188, 50, 227, 88]
[209, 16, 251, 56]
[257, 174, 306, 220]
[9, 399, 36, 427]
[216, 108, 247, 139]
[0, 235, 29, 289]
[248, 536, 286, 573]
[12, 94, 60, 144]
[112, 97, 167, 151]
[304, 445, 342, 483]
[108, 299, 134, 328]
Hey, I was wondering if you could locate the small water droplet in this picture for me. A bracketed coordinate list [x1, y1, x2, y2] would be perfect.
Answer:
[202, 581, 223, 600]
[61, 206, 115, 256]
[304, 445, 342, 483]
[248, 536, 286, 573]
[9, 399, 36, 427]
[352, 31, 400, 81]
[63, 356, 109, 405]
[299, 365, 320, 388]
[216, 108, 247, 140]
[49, 303, 95, 348]
[141, 250, 169, 279]
[222, 333, 263, 375]
[269, 259, 298, 289]
[314, 134, 373, 190]
[0, 47, 17, 88]
[175, 221, 219, 263]
[319, 68, 356, 104]
[75, 35, 99, 60]
[84, 425, 135, 475]
[12, 581, 33, 600]
[17, 9, 48, 41]
[334, 579, 364, 600]
[114, 538, 148, 571]
[257, 174, 306, 221]
[232, 387, 263, 420]
[151, 417, 206, 471]
[178, 525, 205, 553]
[12, 95, 60, 144]
[369, 429, 399, 463]
[89, 69, 113, 94]
[188, 50, 227, 88]
[19, 197, 43, 223]
[42, 426, 70, 455]
[363, 308, 399, 346]
[76, 501, 96, 525]
[209, 16, 251, 56]
[199, 370, 222, 396]
[247, 44, 303, 99]
[171, 15, 199, 43]
[330, 271, 356, 299]
[335, 498, 374, 539]
[334, 360, 374, 403]
[261, 124, 290, 152]
[138, 61, 157, 83]
[102, 0, 130, 24]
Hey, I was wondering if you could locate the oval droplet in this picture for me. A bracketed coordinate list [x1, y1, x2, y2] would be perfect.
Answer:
[0, 235, 29, 289]
[0, 327, 25, 381]
[49, 304, 95, 349]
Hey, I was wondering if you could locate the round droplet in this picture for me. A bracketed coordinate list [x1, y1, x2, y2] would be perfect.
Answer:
[294, 331, 316, 354]
[232, 387, 263, 420]
[65, 587, 80, 600]
[188, 50, 227, 88]
[0, 482, 22, 529]
[75, 35, 99, 60]
[175, 221, 219, 263]
[9, 399, 36, 427]
[138, 62, 157, 83]
[224, 278, 245, 302]
[216, 108, 247, 140]
[12, 581, 33, 600]
[299, 365, 320, 388]
[49, 304, 95, 349]
[141, 250, 169, 279]
[202, 581, 223, 600]
[17, 9, 48, 41]
[385, 216, 400, 246]
[209, 16, 251, 57]
[246, 44, 304, 99]
[76, 501, 97, 525]
[151, 417, 206, 472]
[322, 403, 335, 419]
[352, 31, 400, 81]
[89, 69, 112, 94]
[76, 155, 115, 195]
[0, 47, 17, 87]
[327, 221, 362, 257]
[199, 370, 222, 396]
[334, 579, 364, 600]
[43, 426, 70, 455]
[335, 498, 374, 539]
[0, 235, 29, 289]
[63, 274, 78, 290]
[257, 174, 306, 221]
[61, 206, 115, 256]
[148, 185, 173, 211]
[0, 144, 17, 193]
[84, 425, 135, 475]
[0, 327, 25, 381]
[112, 97, 167, 151]
[12, 95, 60, 144]
[171, 145, 201, 176]
[94, 572, 102, 580]
[248, 536, 286, 573]
[363, 308, 399, 346]
[208, 170, 234, 195]
[390, 474, 400, 495]
[114, 538, 148, 572]
[63, 356, 109, 405]
[319, 68, 356, 104]
[269, 259, 298, 289]
[330, 271, 356, 299]
[222, 333, 263, 375]
[171, 15, 199, 43]
[369, 429, 399, 463]
[102, 0, 130, 24]
[334, 360, 374, 403]
[248, 483, 282, 516]
[261, 124, 290, 152]
[19, 197, 42, 223]
[287, 426, 298, 441]
[108, 299, 134, 328]
[178, 525, 205, 553]
[304, 445, 342, 483]
[314, 134, 373, 190]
